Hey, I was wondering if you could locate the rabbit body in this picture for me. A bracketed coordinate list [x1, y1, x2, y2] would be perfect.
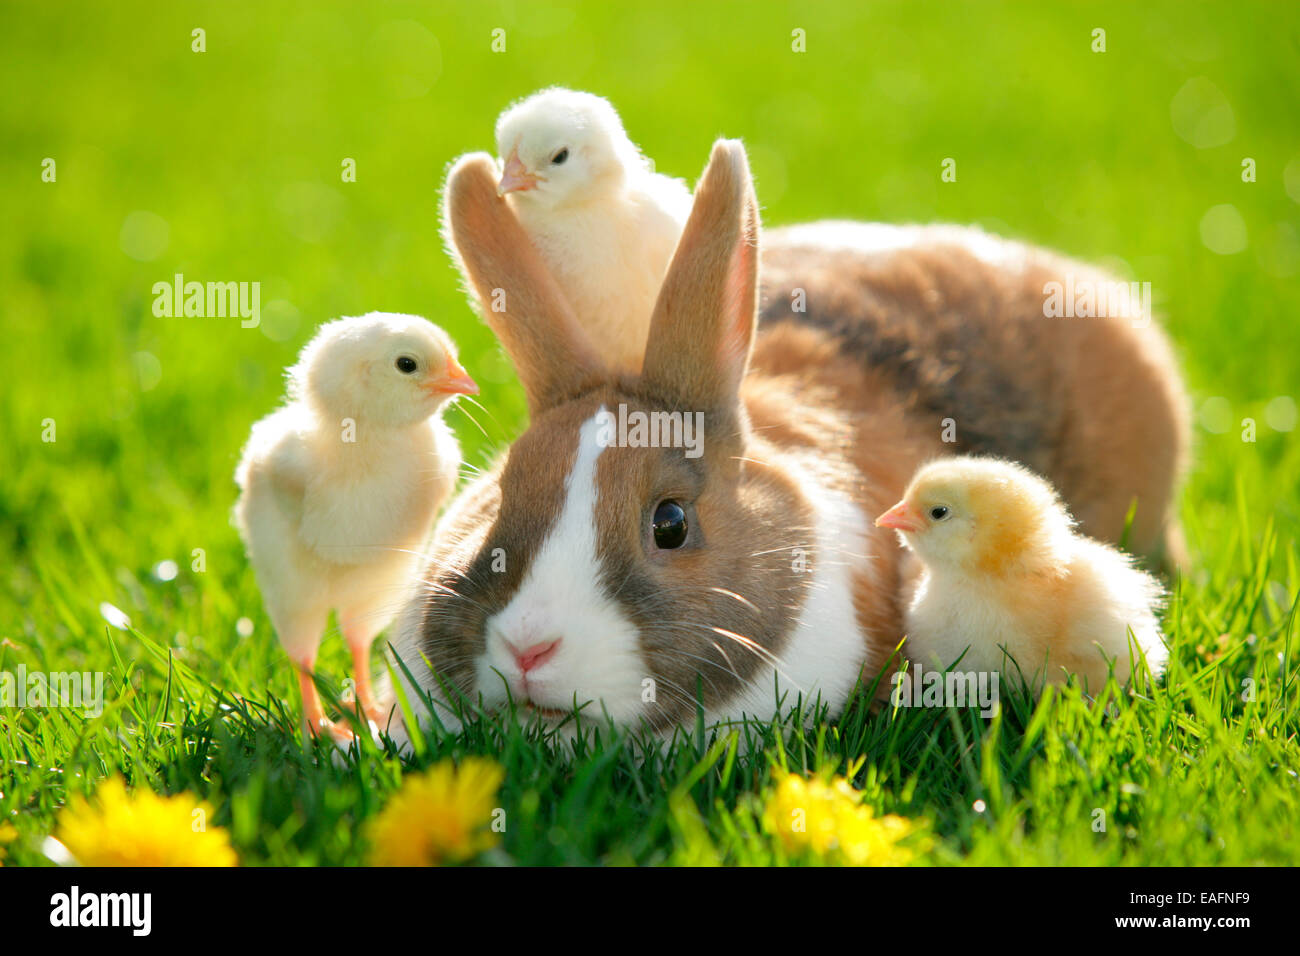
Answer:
[389, 145, 1188, 740]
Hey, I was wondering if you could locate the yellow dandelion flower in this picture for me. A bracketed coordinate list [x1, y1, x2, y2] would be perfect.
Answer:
[367, 757, 505, 866]
[54, 777, 237, 867]
[0, 820, 17, 866]
[835, 806, 922, 867]
[762, 771, 923, 867]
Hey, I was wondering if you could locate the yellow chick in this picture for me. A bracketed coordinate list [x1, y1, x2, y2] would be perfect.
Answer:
[234, 313, 477, 744]
[875, 456, 1168, 692]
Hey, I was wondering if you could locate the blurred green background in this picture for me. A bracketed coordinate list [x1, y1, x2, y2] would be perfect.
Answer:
[2, 0, 1298, 694]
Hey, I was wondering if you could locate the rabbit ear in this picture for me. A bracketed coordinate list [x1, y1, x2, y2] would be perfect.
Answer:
[640, 139, 759, 419]
[442, 152, 606, 414]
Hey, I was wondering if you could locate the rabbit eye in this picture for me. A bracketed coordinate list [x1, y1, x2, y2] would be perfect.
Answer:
[929, 506, 950, 520]
[395, 356, 418, 374]
[652, 500, 688, 550]
[551, 148, 569, 165]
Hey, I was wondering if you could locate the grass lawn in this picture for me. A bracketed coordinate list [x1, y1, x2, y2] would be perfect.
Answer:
[1, 0, 1298, 866]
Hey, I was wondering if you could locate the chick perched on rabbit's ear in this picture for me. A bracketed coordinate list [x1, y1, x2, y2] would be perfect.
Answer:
[495, 88, 647, 207]
[877, 456, 1168, 692]
[489, 87, 692, 373]
[234, 312, 477, 745]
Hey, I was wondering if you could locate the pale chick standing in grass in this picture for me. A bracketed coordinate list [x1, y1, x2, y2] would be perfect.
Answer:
[490, 87, 692, 372]
[875, 456, 1168, 693]
[234, 312, 477, 744]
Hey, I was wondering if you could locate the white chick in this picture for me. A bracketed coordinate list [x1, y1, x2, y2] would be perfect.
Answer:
[493, 87, 692, 372]
[875, 457, 1168, 693]
[234, 312, 477, 743]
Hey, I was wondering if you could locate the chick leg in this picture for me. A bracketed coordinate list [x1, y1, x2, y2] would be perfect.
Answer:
[296, 656, 356, 745]
[340, 614, 389, 726]
[273, 605, 356, 744]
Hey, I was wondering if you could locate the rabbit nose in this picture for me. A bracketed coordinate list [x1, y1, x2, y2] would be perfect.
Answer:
[512, 638, 561, 673]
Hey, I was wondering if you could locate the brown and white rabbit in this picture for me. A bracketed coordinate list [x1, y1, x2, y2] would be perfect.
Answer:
[384, 140, 1189, 743]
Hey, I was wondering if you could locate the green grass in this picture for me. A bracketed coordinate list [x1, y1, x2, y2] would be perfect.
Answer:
[2, 0, 1298, 866]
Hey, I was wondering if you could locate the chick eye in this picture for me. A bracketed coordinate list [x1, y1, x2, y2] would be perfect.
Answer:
[551, 148, 569, 165]
[652, 500, 688, 550]
[395, 356, 418, 374]
[929, 506, 950, 520]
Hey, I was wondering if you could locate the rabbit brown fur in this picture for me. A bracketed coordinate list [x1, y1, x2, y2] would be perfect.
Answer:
[757, 227, 1190, 565]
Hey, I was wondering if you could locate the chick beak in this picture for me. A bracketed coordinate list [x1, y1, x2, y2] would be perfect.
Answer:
[424, 355, 479, 397]
[875, 501, 924, 533]
[498, 148, 539, 195]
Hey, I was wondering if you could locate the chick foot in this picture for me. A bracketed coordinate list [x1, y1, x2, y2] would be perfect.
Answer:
[297, 667, 360, 746]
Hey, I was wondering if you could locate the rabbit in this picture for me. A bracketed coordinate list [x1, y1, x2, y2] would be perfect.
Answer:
[382, 139, 1189, 745]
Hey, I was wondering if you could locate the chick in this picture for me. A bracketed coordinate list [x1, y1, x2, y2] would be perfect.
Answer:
[492, 87, 692, 372]
[875, 457, 1168, 692]
[234, 313, 477, 743]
